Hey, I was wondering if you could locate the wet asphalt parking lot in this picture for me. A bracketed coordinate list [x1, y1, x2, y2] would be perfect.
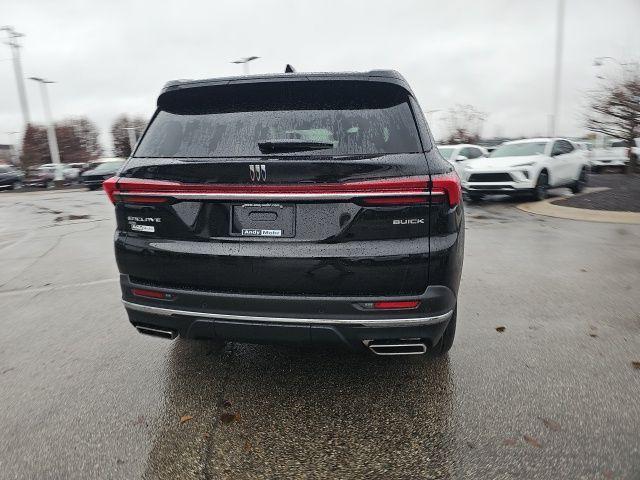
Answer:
[0, 188, 638, 480]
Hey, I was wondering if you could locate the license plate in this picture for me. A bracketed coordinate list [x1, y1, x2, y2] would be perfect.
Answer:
[231, 204, 295, 238]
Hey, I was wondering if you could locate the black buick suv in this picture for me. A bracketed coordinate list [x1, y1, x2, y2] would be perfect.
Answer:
[105, 70, 464, 356]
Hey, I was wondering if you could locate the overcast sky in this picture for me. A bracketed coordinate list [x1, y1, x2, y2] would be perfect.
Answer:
[2, 0, 639, 154]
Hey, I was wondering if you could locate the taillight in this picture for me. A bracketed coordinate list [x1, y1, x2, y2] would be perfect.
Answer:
[103, 176, 118, 204]
[430, 172, 462, 206]
[359, 196, 429, 206]
[112, 176, 429, 195]
[104, 174, 461, 207]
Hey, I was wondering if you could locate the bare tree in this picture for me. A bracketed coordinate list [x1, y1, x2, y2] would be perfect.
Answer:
[72, 117, 102, 160]
[111, 115, 147, 158]
[21, 124, 50, 169]
[444, 104, 487, 144]
[585, 67, 640, 173]
[21, 118, 102, 168]
[56, 117, 102, 163]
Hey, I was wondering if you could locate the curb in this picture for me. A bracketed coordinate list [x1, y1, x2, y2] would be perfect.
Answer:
[517, 188, 640, 225]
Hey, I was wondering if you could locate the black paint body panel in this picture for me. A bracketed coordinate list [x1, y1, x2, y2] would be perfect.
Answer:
[112, 71, 464, 348]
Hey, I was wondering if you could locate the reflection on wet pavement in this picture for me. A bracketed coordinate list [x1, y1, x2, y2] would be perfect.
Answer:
[146, 342, 454, 479]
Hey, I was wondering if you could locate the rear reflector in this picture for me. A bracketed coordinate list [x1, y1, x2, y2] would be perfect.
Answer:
[430, 172, 462, 206]
[132, 288, 171, 300]
[373, 300, 420, 310]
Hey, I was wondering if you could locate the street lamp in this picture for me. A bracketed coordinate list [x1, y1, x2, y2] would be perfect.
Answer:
[231, 56, 259, 75]
[549, 0, 565, 137]
[1, 26, 30, 126]
[28, 76, 63, 183]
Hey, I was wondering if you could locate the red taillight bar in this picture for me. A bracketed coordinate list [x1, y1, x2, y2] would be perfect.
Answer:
[115, 175, 430, 194]
[104, 175, 433, 204]
[104, 174, 461, 206]
[430, 172, 462, 206]
[359, 196, 429, 206]
[103, 176, 118, 204]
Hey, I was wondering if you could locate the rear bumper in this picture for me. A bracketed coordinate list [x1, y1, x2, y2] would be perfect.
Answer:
[590, 159, 626, 167]
[463, 169, 535, 194]
[464, 181, 535, 193]
[120, 275, 456, 351]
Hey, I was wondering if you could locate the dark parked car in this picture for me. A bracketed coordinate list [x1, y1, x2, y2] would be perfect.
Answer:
[104, 70, 464, 356]
[81, 159, 124, 190]
[24, 165, 56, 188]
[0, 165, 24, 190]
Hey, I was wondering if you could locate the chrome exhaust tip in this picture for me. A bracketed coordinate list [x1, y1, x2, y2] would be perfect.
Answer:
[135, 325, 178, 340]
[364, 339, 427, 356]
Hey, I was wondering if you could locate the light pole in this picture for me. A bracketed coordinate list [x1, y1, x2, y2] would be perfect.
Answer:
[29, 77, 63, 183]
[231, 56, 259, 75]
[1, 26, 30, 126]
[550, 0, 565, 137]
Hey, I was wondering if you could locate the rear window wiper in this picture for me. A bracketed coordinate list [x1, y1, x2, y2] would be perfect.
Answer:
[258, 139, 334, 153]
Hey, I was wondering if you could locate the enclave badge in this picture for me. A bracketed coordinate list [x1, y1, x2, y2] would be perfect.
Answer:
[249, 164, 267, 182]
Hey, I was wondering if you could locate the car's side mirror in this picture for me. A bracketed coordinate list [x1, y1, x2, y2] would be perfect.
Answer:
[455, 155, 468, 162]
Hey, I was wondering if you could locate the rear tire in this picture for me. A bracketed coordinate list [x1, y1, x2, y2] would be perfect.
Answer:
[431, 307, 456, 356]
[531, 171, 549, 201]
[571, 168, 587, 194]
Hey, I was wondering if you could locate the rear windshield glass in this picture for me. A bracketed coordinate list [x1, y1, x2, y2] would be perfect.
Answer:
[437, 147, 455, 160]
[490, 142, 547, 157]
[135, 81, 421, 157]
[89, 161, 124, 173]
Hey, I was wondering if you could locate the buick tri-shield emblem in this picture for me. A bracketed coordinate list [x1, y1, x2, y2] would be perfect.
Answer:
[249, 164, 267, 182]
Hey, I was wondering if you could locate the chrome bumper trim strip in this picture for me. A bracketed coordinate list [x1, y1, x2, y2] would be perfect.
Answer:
[122, 300, 453, 327]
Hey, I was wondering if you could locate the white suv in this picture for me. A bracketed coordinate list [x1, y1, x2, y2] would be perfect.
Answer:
[462, 138, 589, 201]
[437, 144, 489, 179]
[589, 138, 639, 172]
